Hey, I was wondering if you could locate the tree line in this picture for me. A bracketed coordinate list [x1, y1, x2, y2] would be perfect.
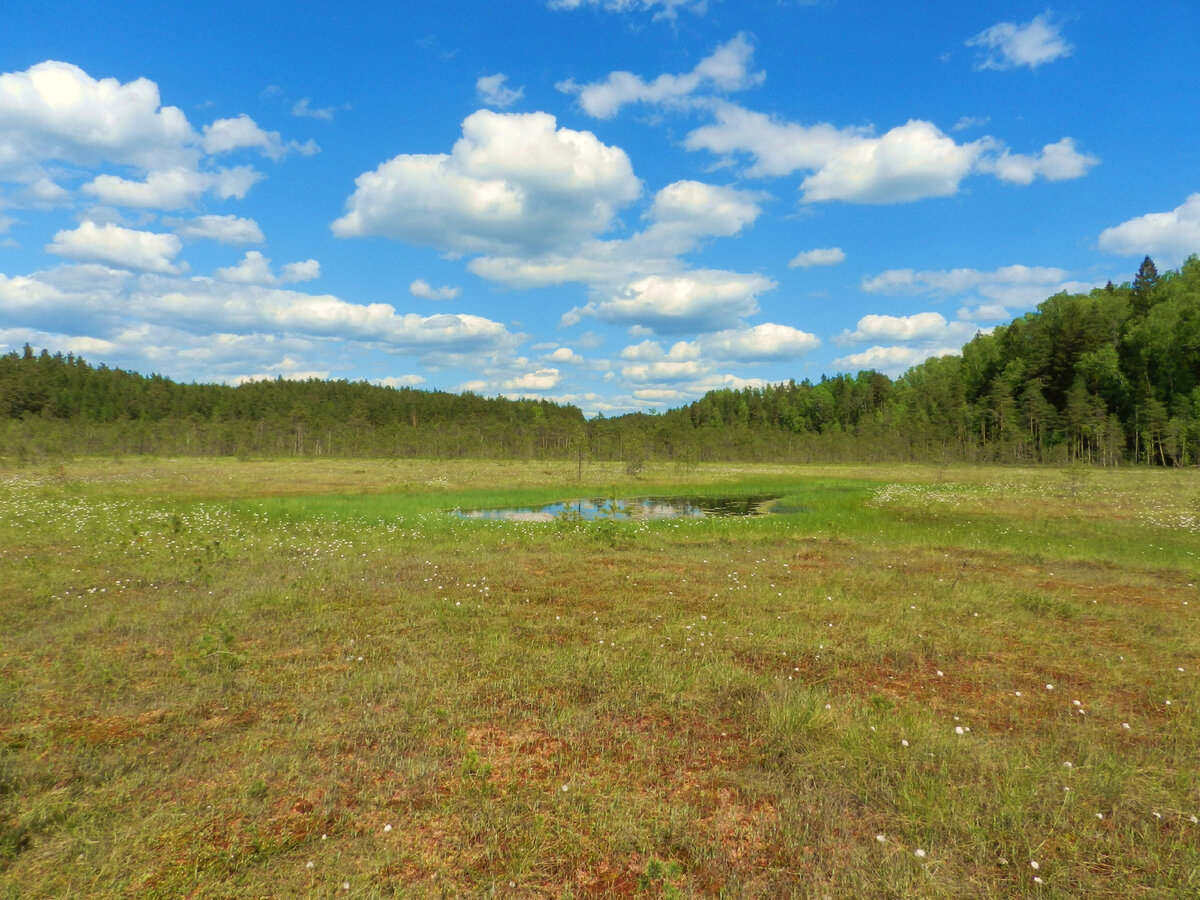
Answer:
[2, 256, 1197, 466]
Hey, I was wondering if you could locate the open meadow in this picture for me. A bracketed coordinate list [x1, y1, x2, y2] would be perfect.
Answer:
[0, 458, 1197, 898]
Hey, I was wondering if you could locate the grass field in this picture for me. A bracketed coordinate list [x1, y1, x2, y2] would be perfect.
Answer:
[0, 458, 1197, 898]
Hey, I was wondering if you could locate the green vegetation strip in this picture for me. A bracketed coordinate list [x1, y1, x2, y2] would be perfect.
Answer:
[1, 459, 1197, 897]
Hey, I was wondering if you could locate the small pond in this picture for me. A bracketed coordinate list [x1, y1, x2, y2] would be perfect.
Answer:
[453, 495, 781, 522]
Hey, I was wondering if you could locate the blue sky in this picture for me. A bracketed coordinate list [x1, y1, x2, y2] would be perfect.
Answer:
[2, 1, 1198, 415]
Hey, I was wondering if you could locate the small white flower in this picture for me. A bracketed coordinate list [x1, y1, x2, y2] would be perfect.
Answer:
[1030, 860, 1039, 870]
[1034, 876, 1043, 884]
[1063, 761, 1073, 768]
[1014, 691, 1022, 697]
[914, 848, 926, 858]
[383, 824, 392, 832]
[1122, 722, 1131, 729]
[876, 834, 887, 843]
[1095, 813, 1103, 819]
[1045, 684, 1054, 691]
[901, 739, 910, 747]
[561, 784, 569, 792]
[1072, 699, 1081, 707]
[936, 670, 944, 677]
[955, 726, 965, 735]
[306, 861, 314, 869]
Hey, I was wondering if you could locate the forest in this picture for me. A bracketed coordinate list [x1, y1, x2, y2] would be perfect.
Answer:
[2, 256, 1197, 466]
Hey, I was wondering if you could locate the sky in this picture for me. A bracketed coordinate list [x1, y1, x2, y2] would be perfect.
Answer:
[2, 1, 1198, 416]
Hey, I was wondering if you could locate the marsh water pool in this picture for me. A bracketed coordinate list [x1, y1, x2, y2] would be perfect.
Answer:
[453, 495, 782, 522]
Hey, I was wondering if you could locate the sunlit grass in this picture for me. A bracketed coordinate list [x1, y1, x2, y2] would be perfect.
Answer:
[0, 459, 1197, 896]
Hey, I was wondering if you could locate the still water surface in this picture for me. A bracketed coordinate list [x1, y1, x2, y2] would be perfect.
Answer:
[453, 495, 780, 522]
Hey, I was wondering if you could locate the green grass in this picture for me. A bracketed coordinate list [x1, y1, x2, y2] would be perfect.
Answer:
[0, 458, 1197, 897]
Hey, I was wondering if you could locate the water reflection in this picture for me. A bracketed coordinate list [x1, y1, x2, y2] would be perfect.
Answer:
[454, 495, 779, 522]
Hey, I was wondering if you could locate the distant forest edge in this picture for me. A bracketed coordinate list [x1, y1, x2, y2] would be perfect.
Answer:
[2, 256, 1198, 466]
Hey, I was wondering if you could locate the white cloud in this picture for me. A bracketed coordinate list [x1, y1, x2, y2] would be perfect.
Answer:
[201, 114, 318, 161]
[547, 346, 584, 364]
[558, 33, 763, 119]
[981, 137, 1098, 185]
[638, 179, 762, 255]
[476, 74, 524, 109]
[376, 374, 426, 388]
[467, 179, 761, 290]
[504, 367, 561, 391]
[0, 60, 197, 179]
[409, 278, 461, 300]
[836, 312, 980, 345]
[12, 177, 71, 207]
[861, 264, 1080, 307]
[687, 105, 987, 203]
[952, 116, 990, 132]
[81, 165, 265, 208]
[169, 214, 265, 245]
[332, 110, 641, 257]
[833, 344, 961, 376]
[967, 13, 1072, 71]
[686, 102, 1095, 202]
[292, 98, 346, 120]
[696, 322, 820, 360]
[620, 321, 818, 367]
[46, 222, 186, 274]
[0, 265, 522, 365]
[547, 0, 708, 21]
[563, 269, 775, 334]
[216, 251, 320, 285]
[1098, 193, 1200, 265]
[789, 247, 845, 268]
[0, 61, 312, 213]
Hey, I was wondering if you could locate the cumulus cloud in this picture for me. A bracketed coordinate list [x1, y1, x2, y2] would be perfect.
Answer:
[201, 114, 318, 161]
[967, 13, 1072, 71]
[82, 165, 264, 208]
[558, 33, 763, 118]
[1098, 193, 1200, 265]
[687, 105, 986, 203]
[563, 269, 775, 334]
[332, 110, 641, 256]
[0, 264, 521, 365]
[0, 60, 197, 179]
[376, 374, 426, 388]
[686, 102, 1094, 202]
[504, 367, 561, 391]
[409, 278, 461, 300]
[467, 179, 761, 291]
[547, 346, 584, 364]
[46, 222, 186, 274]
[789, 247, 845, 268]
[980, 137, 1098, 185]
[0, 60, 313, 215]
[168, 214, 265, 245]
[836, 312, 980, 345]
[621, 322, 818, 368]
[476, 74, 524, 109]
[832, 344, 962, 376]
[215, 251, 320, 285]
[861, 264, 1088, 307]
